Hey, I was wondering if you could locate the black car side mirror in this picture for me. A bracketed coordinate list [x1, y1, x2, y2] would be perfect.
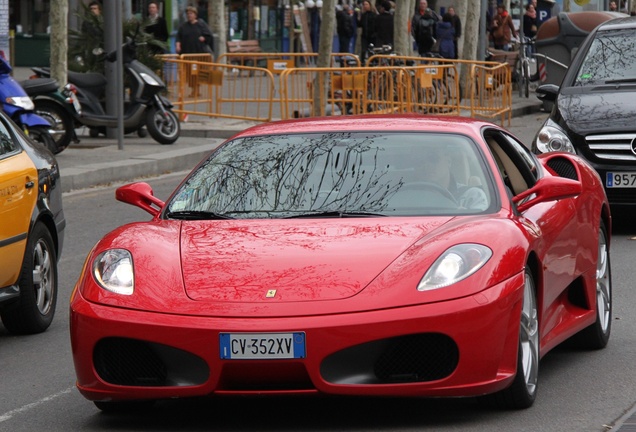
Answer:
[535, 84, 559, 103]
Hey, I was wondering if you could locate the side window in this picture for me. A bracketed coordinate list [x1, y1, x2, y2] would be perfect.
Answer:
[0, 117, 18, 157]
[484, 130, 538, 196]
[502, 133, 540, 182]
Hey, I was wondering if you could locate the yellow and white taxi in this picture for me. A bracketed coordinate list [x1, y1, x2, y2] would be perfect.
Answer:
[0, 111, 65, 334]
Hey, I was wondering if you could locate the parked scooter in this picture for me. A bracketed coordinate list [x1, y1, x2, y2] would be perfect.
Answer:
[20, 77, 80, 152]
[0, 56, 57, 153]
[31, 25, 180, 145]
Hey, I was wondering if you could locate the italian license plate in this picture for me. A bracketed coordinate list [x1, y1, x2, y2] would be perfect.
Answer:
[219, 332, 306, 360]
[606, 172, 636, 188]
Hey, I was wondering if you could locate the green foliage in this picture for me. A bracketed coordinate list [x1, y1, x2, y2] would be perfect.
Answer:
[69, 3, 168, 74]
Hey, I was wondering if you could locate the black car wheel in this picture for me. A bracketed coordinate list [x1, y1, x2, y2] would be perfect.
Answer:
[0, 222, 58, 334]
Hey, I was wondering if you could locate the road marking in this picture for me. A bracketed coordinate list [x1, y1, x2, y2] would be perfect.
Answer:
[0, 387, 74, 423]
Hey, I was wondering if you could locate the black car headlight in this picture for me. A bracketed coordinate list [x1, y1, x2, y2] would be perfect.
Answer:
[534, 119, 575, 154]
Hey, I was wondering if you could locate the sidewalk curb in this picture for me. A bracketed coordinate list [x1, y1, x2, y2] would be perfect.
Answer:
[60, 143, 218, 193]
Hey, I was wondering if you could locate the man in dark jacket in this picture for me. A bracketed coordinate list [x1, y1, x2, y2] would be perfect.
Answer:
[411, 0, 439, 56]
[337, 4, 354, 54]
[357, 0, 377, 65]
[374, 1, 394, 48]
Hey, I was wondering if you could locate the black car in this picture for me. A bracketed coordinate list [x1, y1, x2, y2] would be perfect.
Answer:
[0, 110, 65, 334]
[533, 16, 636, 207]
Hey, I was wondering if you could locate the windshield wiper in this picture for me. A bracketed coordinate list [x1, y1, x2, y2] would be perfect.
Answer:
[165, 210, 234, 220]
[604, 78, 636, 84]
[285, 211, 386, 219]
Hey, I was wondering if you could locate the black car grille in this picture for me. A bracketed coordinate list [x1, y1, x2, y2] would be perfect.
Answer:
[586, 133, 636, 161]
[94, 338, 209, 387]
[321, 333, 459, 385]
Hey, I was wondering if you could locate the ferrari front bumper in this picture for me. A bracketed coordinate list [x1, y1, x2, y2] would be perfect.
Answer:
[70, 272, 524, 402]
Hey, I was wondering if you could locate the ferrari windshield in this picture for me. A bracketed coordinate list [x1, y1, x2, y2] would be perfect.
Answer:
[166, 132, 494, 219]
[574, 28, 636, 86]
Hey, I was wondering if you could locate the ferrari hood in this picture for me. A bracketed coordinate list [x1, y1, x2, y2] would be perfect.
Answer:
[180, 218, 452, 302]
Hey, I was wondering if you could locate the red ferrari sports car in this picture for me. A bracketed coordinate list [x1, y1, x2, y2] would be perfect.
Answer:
[70, 115, 612, 411]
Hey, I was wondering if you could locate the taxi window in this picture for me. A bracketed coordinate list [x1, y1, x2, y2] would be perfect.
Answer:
[0, 118, 17, 157]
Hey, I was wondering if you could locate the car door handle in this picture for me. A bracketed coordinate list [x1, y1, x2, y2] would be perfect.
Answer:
[25, 181, 35, 189]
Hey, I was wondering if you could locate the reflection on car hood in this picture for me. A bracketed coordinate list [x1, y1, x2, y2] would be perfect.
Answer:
[558, 90, 636, 134]
[180, 218, 452, 302]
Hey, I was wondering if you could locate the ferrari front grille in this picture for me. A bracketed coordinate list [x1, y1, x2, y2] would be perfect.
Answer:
[321, 333, 459, 385]
[94, 337, 209, 387]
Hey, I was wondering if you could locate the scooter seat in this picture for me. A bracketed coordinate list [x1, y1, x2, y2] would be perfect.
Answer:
[68, 71, 108, 89]
[20, 78, 59, 96]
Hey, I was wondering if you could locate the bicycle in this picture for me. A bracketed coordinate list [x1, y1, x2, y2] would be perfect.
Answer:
[514, 36, 538, 98]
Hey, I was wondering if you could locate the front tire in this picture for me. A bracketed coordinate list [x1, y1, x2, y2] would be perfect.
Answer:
[0, 222, 58, 334]
[29, 126, 59, 154]
[481, 269, 539, 409]
[34, 100, 74, 151]
[146, 106, 179, 145]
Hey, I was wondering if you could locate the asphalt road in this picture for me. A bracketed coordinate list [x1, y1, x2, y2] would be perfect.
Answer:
[3, 112, 636, 431]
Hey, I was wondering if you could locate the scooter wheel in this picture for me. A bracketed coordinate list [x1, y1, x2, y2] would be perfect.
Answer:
[29, 126, 60, 154]
[34, 100, 74, 150]
[137, 127, 148, 138]
[146, 106, 180, 145]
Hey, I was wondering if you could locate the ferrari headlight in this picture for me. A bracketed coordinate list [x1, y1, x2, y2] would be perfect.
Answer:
[534, 119, 575, 154]
[6, 96, 34, 110]
[418, 244, 492, 291]
[92, 249, 134, 295]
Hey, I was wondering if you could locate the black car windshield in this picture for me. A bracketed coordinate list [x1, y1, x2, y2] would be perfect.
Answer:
[165, 132, 494, 219]
[574, 28, 636, 86]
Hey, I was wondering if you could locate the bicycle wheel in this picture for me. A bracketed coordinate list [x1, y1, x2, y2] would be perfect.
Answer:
[523, 59, 530, 98]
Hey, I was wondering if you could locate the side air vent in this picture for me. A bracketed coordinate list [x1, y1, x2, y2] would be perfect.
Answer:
[547, 157, 578, 180]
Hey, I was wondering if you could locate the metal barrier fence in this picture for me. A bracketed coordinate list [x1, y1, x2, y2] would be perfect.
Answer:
[160, 55, 276, 122]
[157, 53, 512, 126]
[470, 62, 512, 125]
[216, 52, 362, 71]
[278, 64, 461, 119]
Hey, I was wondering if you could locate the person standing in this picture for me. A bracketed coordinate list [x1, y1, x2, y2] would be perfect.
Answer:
[436, 13, 455, 59]
[491, 3, 517, 51]
[357, 0, 377, 65]
[523, 4, 538, 39]
[447, 6, 461, 59]
[337, 4, 355, 54]
[145, 2, 169, 54]
[81, 1, 103, 37]
[374, 1, 394, 48]
[176, 6, 214, 56]
[176, 6, 214, 98]
[411, 0, 439, 56]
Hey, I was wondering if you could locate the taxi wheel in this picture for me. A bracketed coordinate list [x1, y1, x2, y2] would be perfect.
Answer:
[0, 223, 57, 334]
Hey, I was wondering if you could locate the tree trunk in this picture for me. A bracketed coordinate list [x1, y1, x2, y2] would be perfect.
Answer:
[50, 0, 68, 85]
[208, 0, 226, 62]
[393, 0, 411, 56]
[313, 0, 336, 117]
[460, 0, 481, 100]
